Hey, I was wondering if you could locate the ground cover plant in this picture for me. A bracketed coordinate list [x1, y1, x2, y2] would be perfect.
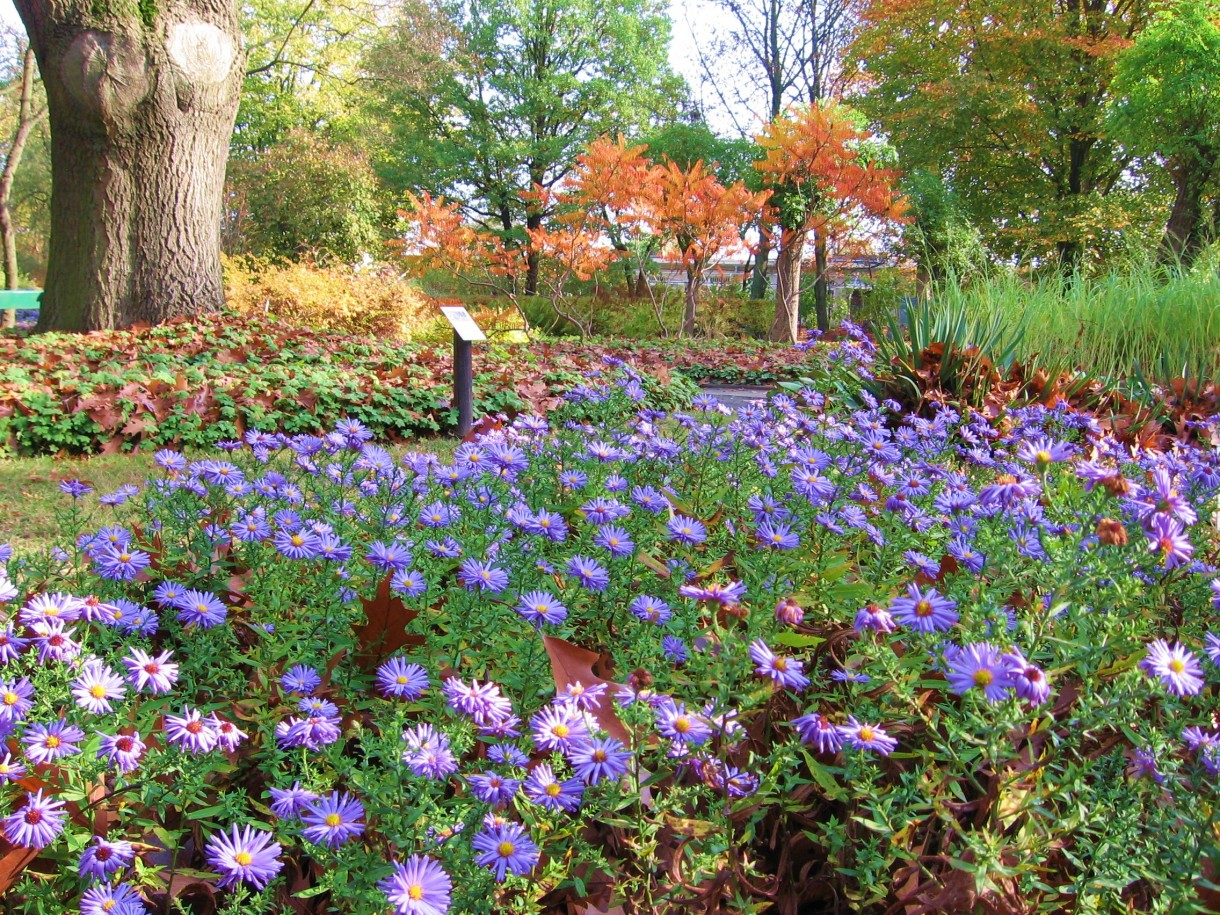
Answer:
[0, 311, 821, 457]
[0, 332, 1218, 913]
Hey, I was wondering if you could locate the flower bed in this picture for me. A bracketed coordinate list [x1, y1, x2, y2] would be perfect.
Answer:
[0, 355, 1218, 914]
[0, 312, 818, 457]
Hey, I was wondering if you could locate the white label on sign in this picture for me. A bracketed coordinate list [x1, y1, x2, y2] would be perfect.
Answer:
[439, 306, 487, 342]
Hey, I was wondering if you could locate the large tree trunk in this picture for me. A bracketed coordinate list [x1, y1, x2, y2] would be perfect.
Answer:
[14, 0, 243, 332]
[769, 227, 805, 342]
[0, 48, 44, 329]
[1160, 155, 1215, 267]
[750, 230, 770, 299]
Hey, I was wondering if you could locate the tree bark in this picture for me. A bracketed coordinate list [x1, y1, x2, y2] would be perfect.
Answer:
[0, 47, 44, 329]
[750, 230, 770, 299]
[769, 226, 805, 342]
[14, 0, 244, 332]
[681, 267, 701, 338]
[812, 233, 829, 332]
[1160, 155, 1215, 267]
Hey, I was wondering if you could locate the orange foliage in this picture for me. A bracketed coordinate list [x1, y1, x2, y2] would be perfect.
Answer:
[392, 192, 527, 281]
[754, 102, 907, 237]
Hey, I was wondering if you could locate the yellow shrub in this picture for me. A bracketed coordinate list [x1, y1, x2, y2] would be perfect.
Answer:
[408, 297, 530, 345]
[223, 257, 433, 340]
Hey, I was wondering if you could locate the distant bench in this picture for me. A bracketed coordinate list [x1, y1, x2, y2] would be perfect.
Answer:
[0, 290, 42, 312]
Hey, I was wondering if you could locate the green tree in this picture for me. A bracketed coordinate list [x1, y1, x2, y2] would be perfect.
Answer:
[853, 0, 1154, 270]
[1109, 0, 1220, 265]
[900, 170, 990, 296]
[366, 0, 683, 293]
[225, 128, 385, 263]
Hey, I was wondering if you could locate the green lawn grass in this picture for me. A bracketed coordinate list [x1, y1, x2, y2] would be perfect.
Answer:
[0, 438, 461, 556]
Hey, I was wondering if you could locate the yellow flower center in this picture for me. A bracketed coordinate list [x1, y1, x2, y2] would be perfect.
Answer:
[3, 692, 18, 706]
[235, 851, 253, 866]
[102, 902, 117, 912]
[408, 884, 424, 901]
[1168, 659, 1185, 674]
[552, 724, 570, 738]
[773, 659, 788, 671]
[914, 600, 933, 617]
[325, 813, 343, 827]
[45, 736, 61, 748]
[1035, 450, 1052, 465]
[973, 669, 993, 687]
[545, 783, 561, 797]
[291, 535, 304, 547]
[674, 716, 691, 734]
[119, 553, 132, 563]
[593, 749, 607, 762]
[396, 676, 409, 684]
[858, 727, 875, 742]
[497, 841, 516, 857]
[90, 685, 108, 699]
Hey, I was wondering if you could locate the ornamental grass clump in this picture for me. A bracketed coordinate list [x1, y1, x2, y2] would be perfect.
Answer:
[0, 352, 1218, 913]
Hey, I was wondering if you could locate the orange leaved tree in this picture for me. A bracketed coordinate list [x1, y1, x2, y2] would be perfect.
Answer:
[392, 192, 530, 332]
[755, 103, 905, 342]
[650, 159, 769, 337]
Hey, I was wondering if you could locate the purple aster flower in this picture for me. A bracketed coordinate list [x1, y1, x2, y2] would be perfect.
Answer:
[468, 771, 522, 807]
[59, 479, 93, 498]
[889, 584, 958, 633]
[380, 854, 453, 915]
[853, 603, 896, 633]
[0, 752, 27, 782]
[402, 723, 459, 779]
[458, 559, 511, 593]
[628, 595, 671, 626]
[70, 663, 126, 722]
[748, 639, 810, 691]
[531, 704, 589, 753]
[594, 525, 635, 558]
[205, 823, 283, 890]
[756, 519, 800, 550]
[277, 714, 341, 750]
[97, 731, 146, 774]
[391, 568, 428, 598]
[978, 473, 1041, 508]
[654, 699, 710, 746]
[29, 619, 80, 664]
[487, 744, 530, 767]
[1015, 435, 1074, 468]
[93, 544, 151, 582]
[0, 676, 34, 724]
[152, 580, 188, 608]
[1127, 748, 1165, 785]
[515, 591, 568, 627]
[1002, 651, 1052, 705]
[666, 515, 708, 545]
[564, 555, 610, 591]
[837, 717, 898, 755]
[472, 821, 540, 882]
[792, 712, 845, 754]
[1142, 639, 1206, 697]
[945, 642, 1013, 703]
[567, 736, 631, 784]
[175, 589, 227, 629]
[20, 591, 82, 625]
[377, 658, 429, 700]
[164, 707, 219, 754]
[79, 835, 136, 880]
[301, 791, 366, 848]
[524, 763, 584, 811]
[23, 719, 85, 765]
[274, 528, 323, 560]
[662, 635, 688, 664]
[677, 580, 746, 605]
[2, 789, 66, 847]
[79, 883, 146, 915]
[443, 678, 515, 729]
[269, 782, 320, 820]
[281, 664, 322, 695]
[210, 715, 247, 752]
[0, 623, 27, 663]
[123, 648, 179, 694]
[367, 541, 413, 572]
[631, 485, 669, 513]
[1206, 631, 1220, 666]
[555, 681, 607, 711]
[1145, 515, 1194, 569]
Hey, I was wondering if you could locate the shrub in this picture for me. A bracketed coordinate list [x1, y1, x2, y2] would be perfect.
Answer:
[223, 257, 433, 340]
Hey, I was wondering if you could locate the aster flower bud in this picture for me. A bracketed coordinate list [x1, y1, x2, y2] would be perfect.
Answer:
[775, 597, 805, 626]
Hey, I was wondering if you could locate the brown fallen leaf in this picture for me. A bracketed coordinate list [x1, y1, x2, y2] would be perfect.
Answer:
[542, 635, 631, 745]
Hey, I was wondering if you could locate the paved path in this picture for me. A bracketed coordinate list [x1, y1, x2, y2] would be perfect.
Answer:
[698, 384, 774, 410]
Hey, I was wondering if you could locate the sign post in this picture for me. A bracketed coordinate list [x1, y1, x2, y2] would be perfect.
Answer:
[439, 306, 486, 437]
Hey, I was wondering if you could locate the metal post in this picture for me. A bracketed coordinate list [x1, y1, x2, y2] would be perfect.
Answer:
[454, 330, 473, 437]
